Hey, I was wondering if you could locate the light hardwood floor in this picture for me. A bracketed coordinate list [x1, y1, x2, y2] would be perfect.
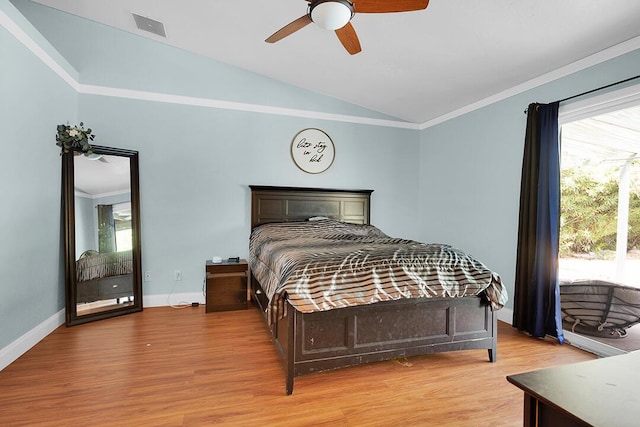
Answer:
[0, 305, 594, 426]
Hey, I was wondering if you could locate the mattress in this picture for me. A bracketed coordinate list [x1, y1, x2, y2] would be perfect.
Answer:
[249, 219, 507, 322]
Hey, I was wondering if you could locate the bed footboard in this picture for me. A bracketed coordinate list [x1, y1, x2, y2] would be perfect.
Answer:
[270, 296, 497, 395]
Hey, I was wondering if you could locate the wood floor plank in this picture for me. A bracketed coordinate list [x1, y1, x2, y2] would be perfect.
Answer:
[0, 305, 595, 426]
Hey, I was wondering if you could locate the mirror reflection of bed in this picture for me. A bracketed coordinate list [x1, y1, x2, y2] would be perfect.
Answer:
[75, 250, 134, 315]
[74, 153, 134, 315]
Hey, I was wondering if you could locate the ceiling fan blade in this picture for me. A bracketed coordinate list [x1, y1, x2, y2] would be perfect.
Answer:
[353, 0, 429, 13]
[265, 15, 313, 43]
[335, 22, 361, 55]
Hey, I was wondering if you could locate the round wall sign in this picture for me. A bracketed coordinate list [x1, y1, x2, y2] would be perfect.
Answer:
[290, 128, 335, 174]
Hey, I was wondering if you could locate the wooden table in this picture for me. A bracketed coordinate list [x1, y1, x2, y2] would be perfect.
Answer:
[507, 351, 640, 427]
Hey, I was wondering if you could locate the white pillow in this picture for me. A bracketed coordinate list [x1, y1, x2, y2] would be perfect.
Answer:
[307, 216, 331, 221]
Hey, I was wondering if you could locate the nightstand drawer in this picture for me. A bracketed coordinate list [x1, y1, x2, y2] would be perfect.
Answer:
[205, 259, 249, 312]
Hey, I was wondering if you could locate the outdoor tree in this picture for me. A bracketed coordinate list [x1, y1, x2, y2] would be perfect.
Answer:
[560, 165, 640, 257]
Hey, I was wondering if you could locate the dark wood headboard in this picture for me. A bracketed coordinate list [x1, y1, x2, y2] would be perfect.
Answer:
[250, 186, 373, 228]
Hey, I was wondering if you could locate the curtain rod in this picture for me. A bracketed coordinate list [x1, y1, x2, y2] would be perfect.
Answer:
[524, 74, 640, 114]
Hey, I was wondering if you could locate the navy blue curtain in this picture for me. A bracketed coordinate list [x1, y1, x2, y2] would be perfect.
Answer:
[513, 102, 564, 343]
[97, 204, 116, 253]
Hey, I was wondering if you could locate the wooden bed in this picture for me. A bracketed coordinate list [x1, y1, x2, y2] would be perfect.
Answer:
[249, 185, 498, 395]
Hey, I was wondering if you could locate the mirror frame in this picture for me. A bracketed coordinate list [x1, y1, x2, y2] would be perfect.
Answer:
[62, 145, 143, 326]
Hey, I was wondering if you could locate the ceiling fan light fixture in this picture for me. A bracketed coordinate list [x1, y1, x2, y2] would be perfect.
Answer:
[85, 153, 103, 161]
[310, 0, 353, 31]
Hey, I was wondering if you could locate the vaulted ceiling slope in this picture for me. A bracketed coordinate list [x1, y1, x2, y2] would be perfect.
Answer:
[25, 0, 640, 124]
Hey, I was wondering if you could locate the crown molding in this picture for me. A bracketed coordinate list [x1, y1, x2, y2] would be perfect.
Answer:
[419, 35, 640, 129]
[0, 7, 78, 91]
[78, 84, 419, 129]
[4, 6, 639, 132]
[2, 8, 416, 130]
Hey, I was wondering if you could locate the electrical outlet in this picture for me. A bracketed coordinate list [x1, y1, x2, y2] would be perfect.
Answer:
[144, 271, 151, 282]
[174, 270, 182, 281]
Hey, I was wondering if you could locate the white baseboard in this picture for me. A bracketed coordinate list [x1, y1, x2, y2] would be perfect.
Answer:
[497, 307, 513, 324]
[0, 293, 206, 372]
[0, 308, 65, 371]
[143, 292, 205, 308]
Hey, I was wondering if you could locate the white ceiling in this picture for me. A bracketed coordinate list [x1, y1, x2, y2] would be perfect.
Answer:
[74, 154, 131, 197]
[29, 0, 640, 124]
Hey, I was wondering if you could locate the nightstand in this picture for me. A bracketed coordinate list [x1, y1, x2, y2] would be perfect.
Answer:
[205, 259, 248, 312]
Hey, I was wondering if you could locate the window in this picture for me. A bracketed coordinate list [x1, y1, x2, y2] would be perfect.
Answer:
[558, 84, 640, 355]
[113, 202, 133, 252]
[559, 105, 640, 286]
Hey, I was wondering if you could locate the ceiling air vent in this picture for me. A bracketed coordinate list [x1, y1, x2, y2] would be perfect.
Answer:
[132, 13, 166, 37]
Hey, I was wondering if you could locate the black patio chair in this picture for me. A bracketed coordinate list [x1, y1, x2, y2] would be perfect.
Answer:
[560, 279, 640, 338]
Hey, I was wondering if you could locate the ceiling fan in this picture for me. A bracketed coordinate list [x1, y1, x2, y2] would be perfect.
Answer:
[73, 151, 109, 163]
[265, 0, 430, 55]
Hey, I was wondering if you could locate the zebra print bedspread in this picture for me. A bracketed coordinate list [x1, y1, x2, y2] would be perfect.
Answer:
[76, 250, 133, 282]
[249, 219, 507, 322]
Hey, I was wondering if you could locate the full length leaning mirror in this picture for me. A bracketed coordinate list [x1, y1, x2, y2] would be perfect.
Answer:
[62, 145, 143, 326]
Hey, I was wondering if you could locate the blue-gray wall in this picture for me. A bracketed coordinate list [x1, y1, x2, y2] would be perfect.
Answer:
[0, 0, 78, 353]
[77, 94, 420, 298]
[1, 0, 420, 358]
[419, 49, 640, 312]
[74, 194, 95, 259]
[2, 0, 640, 366]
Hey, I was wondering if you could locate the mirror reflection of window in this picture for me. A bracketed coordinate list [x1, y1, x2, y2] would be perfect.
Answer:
[97, 204, 116, 252]
[96, 201, 132, 252]
[113, 202, 132, 252]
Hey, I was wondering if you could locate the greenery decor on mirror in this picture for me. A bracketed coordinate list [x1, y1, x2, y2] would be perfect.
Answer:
[56, 122, 95, 155]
